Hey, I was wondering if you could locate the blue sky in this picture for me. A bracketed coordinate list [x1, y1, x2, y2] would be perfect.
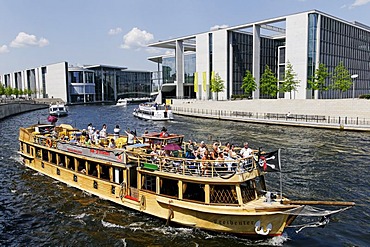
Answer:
[0, 0, 369, 74]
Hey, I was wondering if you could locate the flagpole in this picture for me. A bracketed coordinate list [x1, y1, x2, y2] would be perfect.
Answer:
[279, 148, 283, 201]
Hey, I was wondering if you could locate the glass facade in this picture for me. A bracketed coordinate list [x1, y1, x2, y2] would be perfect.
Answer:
[231, 32, 284, 97]
[319, 16, 370, 98]
[162, 57, 176, 84]
[68, 70, 95, 103]
[116, 71, 151, 98]
[162, 53, 196, 98]
[307, 13, 318, 97]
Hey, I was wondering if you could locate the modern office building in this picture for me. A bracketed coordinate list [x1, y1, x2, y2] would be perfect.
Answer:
[148, 10, 370, 100]
[0, 62, 152, 104]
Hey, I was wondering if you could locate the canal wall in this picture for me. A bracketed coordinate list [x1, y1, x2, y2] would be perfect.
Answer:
[0, 101, 48, 120]
[171, 99, 370, 131]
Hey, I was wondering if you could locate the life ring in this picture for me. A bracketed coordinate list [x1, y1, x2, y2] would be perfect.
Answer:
[46, 138, 52, 148]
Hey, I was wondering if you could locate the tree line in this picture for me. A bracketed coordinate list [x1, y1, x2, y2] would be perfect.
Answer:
[0, 84, 34, 98]
[209, 61, 356, 100]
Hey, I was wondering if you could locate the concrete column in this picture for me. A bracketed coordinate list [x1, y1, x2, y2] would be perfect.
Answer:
[252, 24, 261, 99]
[175, 40, 184, 98]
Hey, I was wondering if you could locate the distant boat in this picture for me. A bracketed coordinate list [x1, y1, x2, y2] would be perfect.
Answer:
[133, 102, 174, 121]
[49, 103, 68, 117]
[116, 98, 128, 106]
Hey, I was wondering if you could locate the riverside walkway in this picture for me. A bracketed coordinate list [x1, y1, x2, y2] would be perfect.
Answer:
[171, 99, 370, 132]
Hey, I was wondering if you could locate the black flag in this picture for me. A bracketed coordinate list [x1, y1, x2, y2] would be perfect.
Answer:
[258, 149, 281, 172]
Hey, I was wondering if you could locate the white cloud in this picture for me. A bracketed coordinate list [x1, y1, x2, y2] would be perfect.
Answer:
[108, 27, 122, 35]
[0, 45, 10, 53]
[350, 0, 370, 8]
[10, 32, 49, 48]
[120, 27, 154, 50]
[210, 24, 229, 31]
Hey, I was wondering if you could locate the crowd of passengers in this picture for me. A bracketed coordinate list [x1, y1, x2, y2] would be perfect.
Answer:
[148, 138, 255, 174]
[51, 123, 140, 149]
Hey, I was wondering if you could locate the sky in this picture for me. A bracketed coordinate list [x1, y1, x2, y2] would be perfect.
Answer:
[0, 0, 369, 75]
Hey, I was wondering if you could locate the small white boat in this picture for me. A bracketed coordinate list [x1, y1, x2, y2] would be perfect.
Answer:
[49, 103, 68, 117]
[133, 102, 174, 121]
[116, 98, 128, 106]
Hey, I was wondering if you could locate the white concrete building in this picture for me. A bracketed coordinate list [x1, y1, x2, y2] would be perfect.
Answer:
[148, 10, 370, 100]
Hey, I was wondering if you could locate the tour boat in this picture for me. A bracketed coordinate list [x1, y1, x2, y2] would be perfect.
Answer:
[18, 123, 354, 238]
[116, 98, 128, 106]
[49, 103, 68, 117]
[133, 102, 174, 121]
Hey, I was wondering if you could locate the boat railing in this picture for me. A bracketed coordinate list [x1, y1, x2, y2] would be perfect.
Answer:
[127, 151, 257, 178]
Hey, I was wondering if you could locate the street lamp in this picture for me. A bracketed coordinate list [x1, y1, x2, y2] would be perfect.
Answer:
[351, 74, 359, 99]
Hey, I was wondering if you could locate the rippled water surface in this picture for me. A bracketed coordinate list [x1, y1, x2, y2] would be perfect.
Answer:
[1, 104, 369, 246]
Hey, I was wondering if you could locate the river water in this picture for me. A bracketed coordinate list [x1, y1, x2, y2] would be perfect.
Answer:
[0, 104, 369, 246]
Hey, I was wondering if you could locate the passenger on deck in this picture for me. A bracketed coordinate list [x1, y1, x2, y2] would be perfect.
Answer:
[150, 146, 159, 162]
[228, 144, 238, 159]
[108, 138, 116, 149]
[223, 142, 231, 156]
[100, 124, 107, 139]
[201, 149, 211, 176]
[85, 136, 91, 146]
[113, 125, 120, 140]
[93, 129, 100, 145]
[185, 140, 196, 159]
[211, 142, 224, 161]
[125, 130, 137, 145]
[240, 142, 253, 158]
[159, 127, 169, 137]
[195, 141, 207, 158]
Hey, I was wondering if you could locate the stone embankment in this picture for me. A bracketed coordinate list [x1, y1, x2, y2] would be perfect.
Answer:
[171, 99, 370, 132]
[0, 100, 48, 120]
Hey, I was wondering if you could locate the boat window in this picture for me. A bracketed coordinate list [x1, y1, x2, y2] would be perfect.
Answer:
[41, 149, 48, 161]
[129, 167, 138, 189]
[50, 152, 57, 164]
[159, 178, 178, 198]
[183, 182, 205, 203]
[141, 174, 156, 193]
[88, 162, 98, 177]
[100, 164, 110, 181]
[77, 158, 86, 173]
[36, 148, 42, 159]
[240, 180, 257, 203]
[58, 154, 66, 167]
[68, 158, 76, 170]
[210, 185, 238, 205]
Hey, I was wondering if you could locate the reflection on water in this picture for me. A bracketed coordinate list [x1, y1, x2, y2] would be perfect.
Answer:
[0, 104, 369, 246]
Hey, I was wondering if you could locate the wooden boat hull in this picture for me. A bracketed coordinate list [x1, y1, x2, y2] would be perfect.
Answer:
[19, 153, 296, 237]
[23, 125, 351, 238]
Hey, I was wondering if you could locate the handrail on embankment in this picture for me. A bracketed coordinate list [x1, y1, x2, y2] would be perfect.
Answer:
[172, 106, 370, 132]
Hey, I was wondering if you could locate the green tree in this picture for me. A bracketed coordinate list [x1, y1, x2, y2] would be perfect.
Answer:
[260, 65, 278, 98]
[241, 70, 256, 98]
[308, 63, 329, 99]
[210, 73, 225, 100]
[13, 88, 19, 98]
[4, 86, 13, 97]
[331, 61, 352, 98]
[0, 84, 5, 95]
[280, 61, 300, 99]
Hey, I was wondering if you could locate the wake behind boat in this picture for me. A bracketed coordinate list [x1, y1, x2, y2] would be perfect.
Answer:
[18, 123, 354, 238]
[133, 102, 174, 121]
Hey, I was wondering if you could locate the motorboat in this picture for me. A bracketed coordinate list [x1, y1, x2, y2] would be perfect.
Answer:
[133, 102, 174, 121]
[49, 103, 68, 117]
